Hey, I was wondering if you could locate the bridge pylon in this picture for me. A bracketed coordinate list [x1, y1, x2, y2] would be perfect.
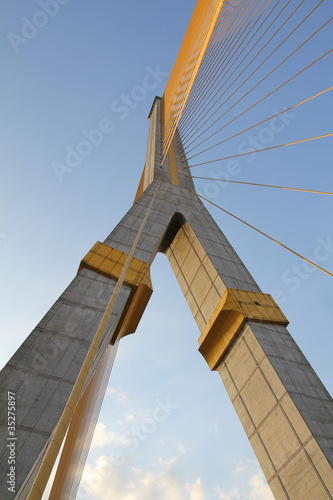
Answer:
[0, 97, 332, 499]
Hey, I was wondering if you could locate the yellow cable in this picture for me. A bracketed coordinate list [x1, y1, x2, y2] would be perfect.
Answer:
[183, 2, 328, 152]
[190, 189, 333, 278]
[181, 0, 277, 138]
[187, 133, 333, 167]
[187, 87, 333, 160]
[181, 47, 333, 164]
[181, 0, 304, 145]
[189, 176, 333, 196]
[182, 0, 258, 124]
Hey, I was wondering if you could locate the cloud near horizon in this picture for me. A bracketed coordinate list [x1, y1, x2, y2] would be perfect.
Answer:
[78, 454, 206, 500]
[79, 419, 274, 500]
[78, 451, 274, 500]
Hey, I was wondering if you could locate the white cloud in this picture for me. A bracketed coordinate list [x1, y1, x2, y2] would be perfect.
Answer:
[249, 473, 274, 500]
[216, 487, 239, 500]
[78, 454, 205, 500]
[106, 386, 128, 401]
[214, 467, 274, 500]
[90, 422, 131, 450]
[186, 477, 205, 500]
[157, 456, 177, 468]
[178, 442, 186, 455]
[79, 456, 135, 500]
[82, 424, 274, 500]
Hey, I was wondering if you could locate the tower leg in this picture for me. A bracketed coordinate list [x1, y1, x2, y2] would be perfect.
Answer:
[218, 322, 333, 499]
[165, 217, 333, 499]
[0, 184, 166, 498]
[0, 268, 132, 499]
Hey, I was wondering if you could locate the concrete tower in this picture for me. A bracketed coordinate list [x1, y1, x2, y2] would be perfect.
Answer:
[0, 96, 332, 499]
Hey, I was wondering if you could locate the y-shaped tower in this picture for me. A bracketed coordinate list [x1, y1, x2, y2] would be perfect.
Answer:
[0, 96, 332, 499]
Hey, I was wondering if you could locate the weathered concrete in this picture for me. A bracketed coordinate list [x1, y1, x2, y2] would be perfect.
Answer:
[0, 97, 332, 499]
[218, 323, 333, 498]
[0, 269, 130, 498]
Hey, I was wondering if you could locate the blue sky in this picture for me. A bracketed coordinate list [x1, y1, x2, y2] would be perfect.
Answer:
[1, 1, 332, 499]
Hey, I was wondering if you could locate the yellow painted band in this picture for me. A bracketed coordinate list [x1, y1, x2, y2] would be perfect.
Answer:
[78, 241, 152, 289]
[199, 288, 289, 370]
[161, 0, 224, 161]
[168, 141, 180, 186]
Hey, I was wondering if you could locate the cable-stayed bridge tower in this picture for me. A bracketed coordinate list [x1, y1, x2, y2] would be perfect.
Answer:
[1, 1, 332, 498]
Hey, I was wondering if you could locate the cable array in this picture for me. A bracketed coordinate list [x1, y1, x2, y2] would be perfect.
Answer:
[176, 0, 332, 160]
[191, 190, 333, 278]
[175, 0, 333, 277]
